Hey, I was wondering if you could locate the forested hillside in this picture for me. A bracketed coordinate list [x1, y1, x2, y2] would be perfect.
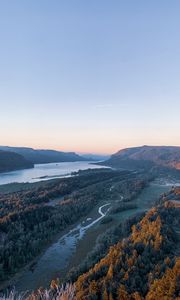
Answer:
[0, 146, 87, 164]
[103, 145, 180, 171]
[1, 170, 179, 299]
[74, 194, 180, 299]
[25, 188, 180, 300]
[0, 150, 33, 173]
[0, 169, 148, 284]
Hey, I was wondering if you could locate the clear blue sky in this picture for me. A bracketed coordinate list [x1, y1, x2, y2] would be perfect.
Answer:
[0, 1, 180, 154]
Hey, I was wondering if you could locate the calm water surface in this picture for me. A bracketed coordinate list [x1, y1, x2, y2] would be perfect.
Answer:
[0, 161, 107, 185]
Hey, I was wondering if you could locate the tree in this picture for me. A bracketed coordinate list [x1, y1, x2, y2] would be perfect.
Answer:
[103, 288, 109, 300]
[117, 284, 130, 300]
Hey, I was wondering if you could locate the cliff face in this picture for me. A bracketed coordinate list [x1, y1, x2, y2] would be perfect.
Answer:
[0, 150, 34, 173]
[103, 145, 180, 171]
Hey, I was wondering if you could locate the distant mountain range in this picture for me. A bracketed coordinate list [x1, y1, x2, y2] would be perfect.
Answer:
[81, 154, 110, 161]
[0, 146, 89, 173]
[0, 150, 33, 173]
[101, 145, 180, 171]
[1, 145, 180, 174]
[0, 146, 87, 165]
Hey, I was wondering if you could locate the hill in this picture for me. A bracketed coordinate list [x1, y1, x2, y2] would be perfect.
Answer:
[0, 150, 33, 173]
[26, 188, 180, 300]
[102, 145, 180, 171]
[0, 146, 87, 164]
[74, 195, 180, 299]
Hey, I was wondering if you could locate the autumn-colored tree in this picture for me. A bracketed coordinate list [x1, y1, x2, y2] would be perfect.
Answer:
[107, 264, 114, 279]
[131, 291, 143, 300]
[109, 292, 114, 300]
[50, 278, 59, 290]
[89, 280, 98, 296]
[117, 284, 130, 300]
[124, 271, 129, 281]
[127, 257, 134, 267]
[103, 288, 109, 300]
[74, 200, 179, 300]
[146, 259, 180, 300]
[165, 257, 171, 266]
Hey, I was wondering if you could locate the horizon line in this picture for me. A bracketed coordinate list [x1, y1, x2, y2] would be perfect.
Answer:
[0, 143, 180, 157]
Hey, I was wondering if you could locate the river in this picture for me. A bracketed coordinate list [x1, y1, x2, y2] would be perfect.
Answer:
[0, 161, 107, 185]
[14, 204, 111, 292]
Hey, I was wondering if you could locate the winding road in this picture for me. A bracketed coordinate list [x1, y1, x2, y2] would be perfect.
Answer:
[81, 203, 111, 230]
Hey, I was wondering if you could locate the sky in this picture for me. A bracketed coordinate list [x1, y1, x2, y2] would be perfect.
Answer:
[0, 1, 180, 154]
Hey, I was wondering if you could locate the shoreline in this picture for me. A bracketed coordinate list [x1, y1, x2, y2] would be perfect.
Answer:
[0, 161, 106, 186]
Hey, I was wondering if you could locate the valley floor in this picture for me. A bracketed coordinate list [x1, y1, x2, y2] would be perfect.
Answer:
[1, 179, 169, 293]
[0, 168, 179, 299]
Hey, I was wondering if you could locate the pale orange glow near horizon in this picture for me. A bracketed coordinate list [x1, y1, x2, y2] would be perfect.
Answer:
[1, 127, 180, 155]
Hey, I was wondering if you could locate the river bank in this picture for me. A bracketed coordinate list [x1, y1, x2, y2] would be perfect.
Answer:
[0, 161, 107, 186]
